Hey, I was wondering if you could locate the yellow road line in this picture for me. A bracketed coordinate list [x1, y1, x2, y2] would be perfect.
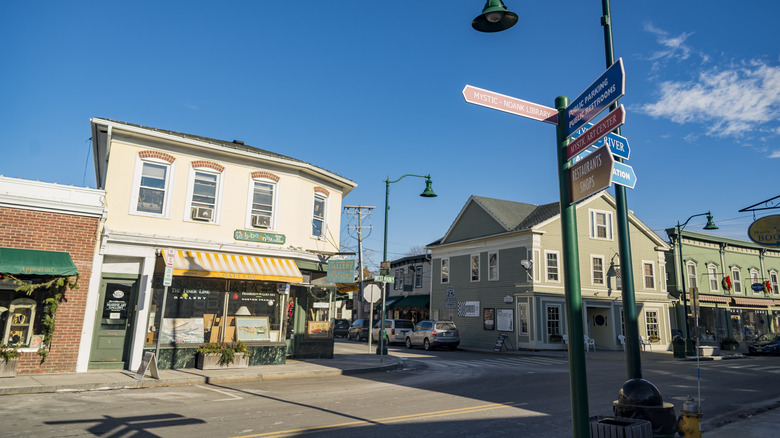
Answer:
[233, 402, 522, 438]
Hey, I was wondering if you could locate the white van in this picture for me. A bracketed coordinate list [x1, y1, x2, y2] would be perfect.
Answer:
[372, 319, 415, 344]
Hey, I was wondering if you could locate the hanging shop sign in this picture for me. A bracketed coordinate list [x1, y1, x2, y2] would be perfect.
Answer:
[747, 215, 780, 247]
[234, 229, 286, 245]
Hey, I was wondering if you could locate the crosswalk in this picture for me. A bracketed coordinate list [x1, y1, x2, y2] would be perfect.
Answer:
[419, 355, 568, 371]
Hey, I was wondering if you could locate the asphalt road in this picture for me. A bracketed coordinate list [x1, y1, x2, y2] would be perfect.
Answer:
[2, 340, 779, 437]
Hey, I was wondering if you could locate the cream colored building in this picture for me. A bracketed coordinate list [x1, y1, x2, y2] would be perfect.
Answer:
[80, 118, 356, 371]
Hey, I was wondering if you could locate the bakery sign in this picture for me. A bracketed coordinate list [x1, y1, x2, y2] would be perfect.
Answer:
[747, 215, 780, 247]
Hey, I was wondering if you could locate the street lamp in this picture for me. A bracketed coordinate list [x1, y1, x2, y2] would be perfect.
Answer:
[471, 0, 518, 33]
[380, 174, 436, 356]
[675, 212, 718, 356]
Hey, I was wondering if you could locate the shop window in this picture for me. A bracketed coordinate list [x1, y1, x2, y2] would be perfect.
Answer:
[546, 305, 561, 339]
[304, 286, 332, 339]
[645, 310, 660, 339]
[0, 289, 47, 348]
[147, 277, 284, 346]
[519, 303, 529, 335]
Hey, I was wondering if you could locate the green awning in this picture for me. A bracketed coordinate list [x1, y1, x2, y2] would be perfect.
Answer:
[387, 294, 429, 310]
[295, 261, 326, 272]
[380, 295, 406, 309]
[0, 247, 78, 276]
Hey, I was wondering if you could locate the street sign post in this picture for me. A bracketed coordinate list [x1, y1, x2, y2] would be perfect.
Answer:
[612, 162, 637, 189]
[374, 275, 395, 283]
[569, 121, 630, 160]
[568, 145, 615, 204]
[566, 105, 625, 160]
[462, 85, 558, 125]
[565, 58, 625, 137]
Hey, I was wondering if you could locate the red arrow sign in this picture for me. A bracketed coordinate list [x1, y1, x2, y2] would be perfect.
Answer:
[462, 85, 558, 125]
[566, 105, 625, 161]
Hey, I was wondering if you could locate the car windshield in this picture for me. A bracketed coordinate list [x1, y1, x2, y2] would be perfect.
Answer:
[436, 322, 457, 330]
[757, 333, 779, 342]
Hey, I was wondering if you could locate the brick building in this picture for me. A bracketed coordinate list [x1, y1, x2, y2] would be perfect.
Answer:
[0, 176, 104, 374]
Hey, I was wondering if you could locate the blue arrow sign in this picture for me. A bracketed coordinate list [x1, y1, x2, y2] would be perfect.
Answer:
[612, 162, 637, 189]
[569, 122, 630, 160]
[566, 58, 625, 137]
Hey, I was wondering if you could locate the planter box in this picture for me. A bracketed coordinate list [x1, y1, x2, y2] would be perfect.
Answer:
[0, 358, 19, 378]
[698, 346, 720, 356]
[196, 353, 249, 370]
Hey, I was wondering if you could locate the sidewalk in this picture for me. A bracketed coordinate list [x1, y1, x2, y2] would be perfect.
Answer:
[0, 353, 403, 396]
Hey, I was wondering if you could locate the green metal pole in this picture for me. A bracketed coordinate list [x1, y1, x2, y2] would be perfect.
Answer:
[601, 0, 642, 380]
[555, 95, 590, 438]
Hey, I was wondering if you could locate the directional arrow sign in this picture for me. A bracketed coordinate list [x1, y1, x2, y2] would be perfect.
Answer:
[569, 145, 615, 204]
[566, 58, 625, 137]
[612, 162, 637, 189]
[462, 85, 558, 125]
[569, 122, 630, 160]
[566, 105, 625, 161]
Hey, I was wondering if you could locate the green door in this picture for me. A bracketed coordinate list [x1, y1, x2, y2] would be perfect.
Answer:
[89, 279, 137, 369]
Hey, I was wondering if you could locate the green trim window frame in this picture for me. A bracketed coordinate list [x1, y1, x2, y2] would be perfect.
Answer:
[470, 254, 480, 282]
[591, 255, 605, 285]
[708, 264, 719, 292]
[488, 251, 499, 281]
[732, 267, 743, 294]
[441, 258, 449, 284]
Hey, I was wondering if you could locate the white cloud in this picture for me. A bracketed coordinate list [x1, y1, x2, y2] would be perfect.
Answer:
[639, 60, 780, 141]
[644, 23, 695, 63]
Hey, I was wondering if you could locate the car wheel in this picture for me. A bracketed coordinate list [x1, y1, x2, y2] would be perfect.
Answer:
[405, 337, 413, 349]
[424, 338, 431, 351]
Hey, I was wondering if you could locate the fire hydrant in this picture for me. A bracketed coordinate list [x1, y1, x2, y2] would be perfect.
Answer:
[678, 396, 702, 438]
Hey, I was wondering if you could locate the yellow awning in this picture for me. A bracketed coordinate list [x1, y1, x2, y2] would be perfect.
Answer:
[161, 249, 303, 283]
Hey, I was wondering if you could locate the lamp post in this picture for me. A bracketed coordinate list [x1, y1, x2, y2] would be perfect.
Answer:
[675, 212, 718, 356]
[381, 174, 436, 356]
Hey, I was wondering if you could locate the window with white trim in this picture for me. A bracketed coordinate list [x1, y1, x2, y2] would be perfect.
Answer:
[394, 268, 403, 290]
[589, 210, 613, 240]
[708, 265, 719, 292]
[414, 265, 423, 288]
[311, 193, 327, 238]
[488, 251, 499, 281]
[686, 262, 698, 291]
[441, 258, 449, 284]
[519, 303, 529, 335]
[186, 167, 223, 223]
[546, 251, 560, 282]
[750, 269, 760, 294]
[130, 157, 174, 217]
[660, 264, 667, 292]
[643, 262, 656, 289]
[645, 310, 660, 339]
[732, 267, 742, 293]
[249, 179, 276, 229]
[771, 271, 779, 295]
[592, 256, 605, 285]
[546, 305, 561, 338]
[471, 254, 480, 282]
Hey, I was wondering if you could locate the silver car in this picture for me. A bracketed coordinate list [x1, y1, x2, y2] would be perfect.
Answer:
[405, 320, 460, 351]
[372, 319, 414, 344]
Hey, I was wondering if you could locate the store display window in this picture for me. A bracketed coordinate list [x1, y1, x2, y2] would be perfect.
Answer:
[0, 287, 47, 349]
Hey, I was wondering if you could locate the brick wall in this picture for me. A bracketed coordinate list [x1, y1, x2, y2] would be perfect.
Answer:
[0, 206, 100, 374]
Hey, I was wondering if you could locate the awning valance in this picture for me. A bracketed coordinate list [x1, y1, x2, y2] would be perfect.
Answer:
[161, 249, 303, 283]
[686, 294, 732, 304]
[0, 247, 78, 276]
[732, 297, 772, 307]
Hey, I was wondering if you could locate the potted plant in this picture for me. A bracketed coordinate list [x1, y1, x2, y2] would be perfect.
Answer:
[720, 338, 739, 351]
[648, 336, 660, 343]
[196, 342, 251, 370]
[1, 345, 21, 378]
[549, 334, 563, 344]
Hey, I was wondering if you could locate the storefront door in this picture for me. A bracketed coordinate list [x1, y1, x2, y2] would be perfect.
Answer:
[89, 278, 137, 369]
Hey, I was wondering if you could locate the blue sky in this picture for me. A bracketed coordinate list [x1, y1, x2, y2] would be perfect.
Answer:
[2, 1, 779, 271]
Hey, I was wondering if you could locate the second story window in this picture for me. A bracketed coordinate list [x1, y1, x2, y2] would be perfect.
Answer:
[771, 271, 779, 295]
[590, 210, 613, 240]
[251, 181, 275, 228]
[488, 251, 499, 281]
[732, 267, 742, 293]
[708, 265, 719, 292]
[686, 262, 698, 291]
[312, 193, 327, 238]
[186, 162, 224, 223]
[131, 151, 176, 218]
[643, 262, 656, 289]
[546, 251, 559, 282]
[592, 256, 604, 285]
[471, 254, 480, 282]
[441, 258, 449, 284]
[415, 264, 423, 288]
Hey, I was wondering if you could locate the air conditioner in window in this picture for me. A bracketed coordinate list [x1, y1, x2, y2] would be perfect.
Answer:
[251, 214, 271, 228]
[191, 206, 214, 221]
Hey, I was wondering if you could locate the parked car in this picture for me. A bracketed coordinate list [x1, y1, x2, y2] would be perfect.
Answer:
[405, 320, 460, 351]
[372, 319, 414, 344]
[347, 318, 375, 341]
[747, 333, 780, 355]
[333, 319, 350, 338]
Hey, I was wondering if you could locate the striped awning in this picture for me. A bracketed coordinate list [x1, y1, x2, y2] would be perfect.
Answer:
[732, 297, 772, 307]
[161, 249, 302, 283]
[686, 294, 731, 304]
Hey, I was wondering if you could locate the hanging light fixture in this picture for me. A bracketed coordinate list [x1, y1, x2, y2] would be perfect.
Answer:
[472, 0, 518, 33]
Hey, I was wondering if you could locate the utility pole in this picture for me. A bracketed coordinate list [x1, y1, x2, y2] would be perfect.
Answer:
[344, 206, 374, 319]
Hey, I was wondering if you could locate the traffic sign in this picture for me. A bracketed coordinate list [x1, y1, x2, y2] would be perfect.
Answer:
[374, 275, 395, 283]
[462, 85, 558, 125]
[163, 266, 173, 287]
[569, 121, 630, 160]
[569, 145, 615, 204]
[363, 284, 381, 304]
[612, 162, 637, 189]
[165, 248, 175, 267]
[566, 58, 625, 137]
[566, 105, 625, 160]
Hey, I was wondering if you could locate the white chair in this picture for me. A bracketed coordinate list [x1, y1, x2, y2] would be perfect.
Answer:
[617, 335, 626, 351]
[562, 334, 569, 350]
[585, 335, 595, 352]
[639, 336, 649, 351]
